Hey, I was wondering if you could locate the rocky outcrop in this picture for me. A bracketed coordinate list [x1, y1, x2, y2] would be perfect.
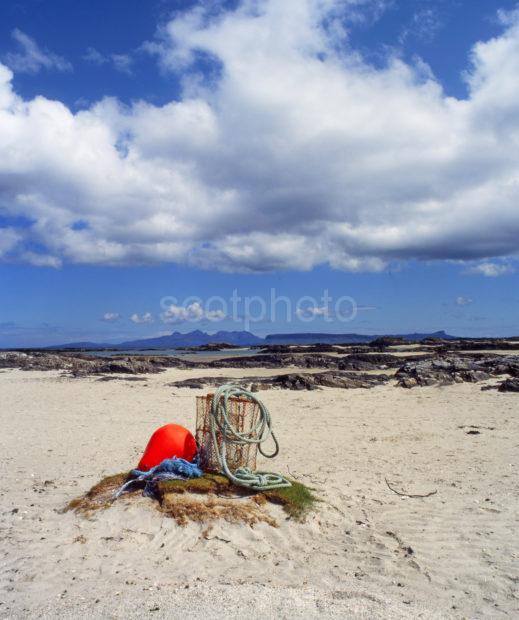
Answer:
[339, 353, 434, 370]
[0, 351, 90, 372]
[205, 353, 342, 369]
[396, 357, 492, 388]
[1, 347, 519, 391]
[178, 343, 242, 351]
[368, 336, 407, 348]
[278, 370, 387, 390]
[254, 344, 372, 354]
[0, 351, 192, 376]
[204, 352, 431, 371]
[169, 371, 390, 391]
[270, 371, 390, 390]
[437, 340, 519, 352]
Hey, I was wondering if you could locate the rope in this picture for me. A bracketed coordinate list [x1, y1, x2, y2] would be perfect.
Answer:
[209, 384, 291, 491]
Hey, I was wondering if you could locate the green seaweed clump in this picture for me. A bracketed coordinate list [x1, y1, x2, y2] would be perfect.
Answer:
[156, 473, 233, 496]
[264, 480, 318, 521]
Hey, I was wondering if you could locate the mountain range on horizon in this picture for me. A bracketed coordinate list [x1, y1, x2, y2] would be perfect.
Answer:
[33, 329, 459, 350]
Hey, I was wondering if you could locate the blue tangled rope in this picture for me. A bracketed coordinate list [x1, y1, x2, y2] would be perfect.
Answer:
[114, 456, 203, 499]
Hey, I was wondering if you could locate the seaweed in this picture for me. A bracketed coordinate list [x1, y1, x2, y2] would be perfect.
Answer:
[263, 480, 318, 521]
[156, 473, 234, 496]
[159, 493, 278, 527]
[65, 472, 318, 525]
[64, 472, 131, 514]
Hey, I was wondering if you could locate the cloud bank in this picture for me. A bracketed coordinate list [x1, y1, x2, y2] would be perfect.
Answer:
[1, 0, 519, 272]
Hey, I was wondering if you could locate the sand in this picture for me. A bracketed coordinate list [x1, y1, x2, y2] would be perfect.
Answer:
[1, 367, 518, 618]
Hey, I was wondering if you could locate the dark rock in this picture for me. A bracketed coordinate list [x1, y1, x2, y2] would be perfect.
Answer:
[457, 370, 491, 382]
[203, 351, 433, 372]
[169, 370, 390, 391]
[178, 342, 243, 351]
[369, 336, 407, 348]
[396, 356, 494, 388]
[252, 344, 346, 354]
[96, 375, 148, 382]
[206, 353, 343, 369]
[0, 351, 192, 376]
[498, 378, 519, 392]
[338, 353, 399, 370]
[3, 344, 519, 389]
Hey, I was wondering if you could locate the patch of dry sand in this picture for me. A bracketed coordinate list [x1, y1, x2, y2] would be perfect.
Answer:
[1, 368, 518, 618]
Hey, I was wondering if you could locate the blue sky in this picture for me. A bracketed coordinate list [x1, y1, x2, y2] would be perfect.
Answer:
[1, 0, 519, 346]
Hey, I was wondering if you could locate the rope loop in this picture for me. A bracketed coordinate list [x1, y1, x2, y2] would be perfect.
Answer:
[209, 384, 291, 491]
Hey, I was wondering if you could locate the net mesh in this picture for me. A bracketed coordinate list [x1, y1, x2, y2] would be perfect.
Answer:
[195, 393, 260, 473]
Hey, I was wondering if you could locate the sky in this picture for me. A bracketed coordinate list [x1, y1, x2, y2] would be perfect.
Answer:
[1, 0, 519, 346]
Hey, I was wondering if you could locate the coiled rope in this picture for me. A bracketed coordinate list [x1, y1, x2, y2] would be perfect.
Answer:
[209, 384, 291, 491]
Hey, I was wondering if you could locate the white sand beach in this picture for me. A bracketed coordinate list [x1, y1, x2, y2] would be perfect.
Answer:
[1, 368, 518, 618]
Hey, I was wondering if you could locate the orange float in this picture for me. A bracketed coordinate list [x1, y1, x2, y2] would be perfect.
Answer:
[137, 424, 197, 471]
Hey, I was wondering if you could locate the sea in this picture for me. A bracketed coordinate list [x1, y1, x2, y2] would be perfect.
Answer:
[83, 347, 259, 359]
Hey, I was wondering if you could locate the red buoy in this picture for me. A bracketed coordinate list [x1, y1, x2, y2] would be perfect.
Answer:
[137, 424, 197, 471]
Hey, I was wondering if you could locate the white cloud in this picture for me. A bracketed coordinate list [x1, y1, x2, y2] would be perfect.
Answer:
[111, 54, 133, 75]
[161, 302, 225, 323]
[130, 312, 154, 324]
[3, 29, 72, 74]
[102, 312, 120, 321]
[83, 48, 134, 75]
[399, 8, 442, 46]
[1, 2, 519, 271]
[456, 296, 473, 306]
[466, 262, 516, 277]
[83, 47, 107, 65]
[0, 228, 20, 256]
[296, 305, 329, 318]
[19, 251, 61, 267]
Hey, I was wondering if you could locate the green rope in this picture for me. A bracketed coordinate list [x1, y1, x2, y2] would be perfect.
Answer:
[209, 384, 291, 491]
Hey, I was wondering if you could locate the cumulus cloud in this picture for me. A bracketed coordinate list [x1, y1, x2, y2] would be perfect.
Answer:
[456, 296, 473, 306]
[161, 302, 225, 323]
[3, 29, 72, 74]
[130, 312, 154, 323]
[466, 262, 516, 277]
[1, 2, 519, 272]
[102, 312, 120, 321]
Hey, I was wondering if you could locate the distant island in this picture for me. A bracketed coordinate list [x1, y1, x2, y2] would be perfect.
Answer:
[32, 329, 459, 350]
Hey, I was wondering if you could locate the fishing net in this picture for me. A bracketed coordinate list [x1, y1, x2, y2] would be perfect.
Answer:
[195, 393, 260, 473]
